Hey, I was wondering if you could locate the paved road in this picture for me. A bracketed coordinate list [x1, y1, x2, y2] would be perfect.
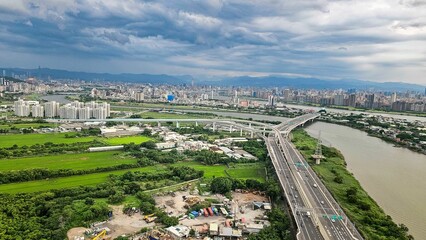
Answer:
[266, 113, 364, 240]
[267, 136, 323, 240]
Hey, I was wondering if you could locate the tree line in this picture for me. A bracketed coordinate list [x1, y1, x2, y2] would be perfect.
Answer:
[0, 140, 106, 159]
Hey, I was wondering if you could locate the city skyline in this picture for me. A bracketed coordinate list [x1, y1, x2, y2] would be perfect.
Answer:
[0, 1, 425, 84]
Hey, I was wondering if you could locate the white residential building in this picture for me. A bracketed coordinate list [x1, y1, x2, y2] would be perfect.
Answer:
[31, 105, 44, 118]
[13, 99, 38, 117]
[15, 100, 110, 120]
[44, 101, 60, 118]
[92, 107, 106, 119]
[135, 92, 144, 101]
[78, 107, 91, 120]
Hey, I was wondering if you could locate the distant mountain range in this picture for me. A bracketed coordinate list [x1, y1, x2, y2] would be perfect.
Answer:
[1, 67, 191, 85]
[1, 67, 424, 92]
[211, 76, 426, 92]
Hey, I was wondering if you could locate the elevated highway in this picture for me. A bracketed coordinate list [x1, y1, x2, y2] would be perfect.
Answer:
[45, 117, 276, 135]
[266, 113, 363, 240]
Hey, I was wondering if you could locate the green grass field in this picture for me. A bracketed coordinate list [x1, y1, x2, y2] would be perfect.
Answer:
[0, 151, 136, 171]
[0, 165, 165, 194]
[0, 133, 97, 148]
[103, 135, 152, 145]
[227, 164, 266, 181]
[0, 132, 153, 148]
[0, 161, 266, 194]
[172, 161, 265, 181]
[0, 123, 56, 129]
[172, 161, 229, 178]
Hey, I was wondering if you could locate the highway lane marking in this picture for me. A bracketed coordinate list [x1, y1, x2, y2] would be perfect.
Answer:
[283, 135, 361, 240]
[279, 135, 355, 240]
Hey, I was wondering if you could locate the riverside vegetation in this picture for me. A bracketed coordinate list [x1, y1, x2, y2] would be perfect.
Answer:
[291, 128, 413, 240]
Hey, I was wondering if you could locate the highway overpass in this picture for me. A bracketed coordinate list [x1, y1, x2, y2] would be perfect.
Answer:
[45, 117, 276, 135]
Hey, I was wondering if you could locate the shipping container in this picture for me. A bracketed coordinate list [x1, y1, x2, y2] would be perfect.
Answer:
[212, 207, 219, 215]
[208, 207, 214, 216]
[203, 208, 209, 217]
[191, 211, 199, 217]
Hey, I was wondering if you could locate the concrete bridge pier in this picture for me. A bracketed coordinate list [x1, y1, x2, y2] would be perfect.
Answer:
[240, 128, 243, 136]
[176, 121, 180, 128]
[212, 122, 216, 131]
[157, 122, 161, 127]
[229, 125, 233, 133]
[250, 131, 254, 138]
[195, 121, 198, 127]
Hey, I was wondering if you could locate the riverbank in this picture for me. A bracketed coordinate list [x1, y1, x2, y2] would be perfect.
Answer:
[287, 102, 426, 118]
[291, 129, 413, 240]
[318, 118, 426, 155]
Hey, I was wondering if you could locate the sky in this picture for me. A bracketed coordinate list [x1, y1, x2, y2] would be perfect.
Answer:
[0, 0, 425, 84]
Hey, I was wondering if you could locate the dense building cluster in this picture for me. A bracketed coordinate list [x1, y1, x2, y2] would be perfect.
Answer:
[2, 70, 425, 113]
[275, 89, 426, 112]
[13, 99, 110, 119]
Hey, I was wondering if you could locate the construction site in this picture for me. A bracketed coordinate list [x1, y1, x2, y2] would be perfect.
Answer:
[68, 190, 271, 240]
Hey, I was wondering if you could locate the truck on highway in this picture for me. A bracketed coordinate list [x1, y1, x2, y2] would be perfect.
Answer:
[306, 211, 311, 217]
[313, 183, 318, 188]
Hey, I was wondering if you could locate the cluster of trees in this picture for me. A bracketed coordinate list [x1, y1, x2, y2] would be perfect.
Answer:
[262, 109, 301, 119]
[131, 192, 179, 227]
[0, 140, 106, 159]
[248, 208, 292, 240]
[189, 150, 228, 165]
[112, 166, 203, 184]
[345, 187, 413, 239]
[345, 187, 371, 210]
[65, 128, 101, 137]
[0, 188, 112, 239]
[331, 168, 344, 184]
[0, 163, 141, 184]
[237, 140, 268, 161]
[185, 149, 258, 165]
[209, 177, 280, 199]
[0, 119, 48, 125]
[131, 149, 184, 164]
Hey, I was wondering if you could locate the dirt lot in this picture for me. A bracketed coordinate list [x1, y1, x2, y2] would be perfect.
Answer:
[105, 205, 155, 239]
[67, 227, 88, 240]
[68, 191, 269, 239]
[154, 190, 269, 227]
[232, 192, 268, 203]
[154, 191, 202, 217]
